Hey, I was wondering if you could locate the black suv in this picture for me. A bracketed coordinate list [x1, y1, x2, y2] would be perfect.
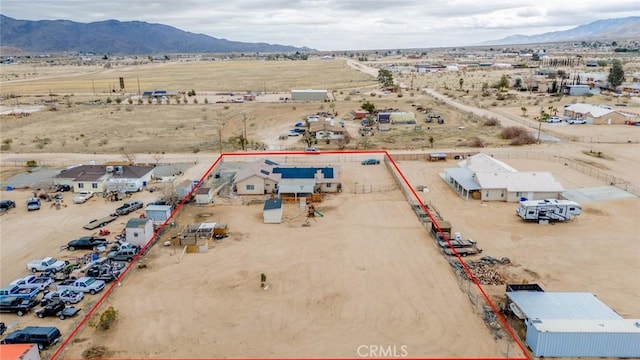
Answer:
[66, 236, 108, 251]
[0, 200, 16, 210]
[0, 326, 62, 350]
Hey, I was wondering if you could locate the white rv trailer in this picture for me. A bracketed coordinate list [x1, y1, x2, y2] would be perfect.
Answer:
[516, 199, 582, 222]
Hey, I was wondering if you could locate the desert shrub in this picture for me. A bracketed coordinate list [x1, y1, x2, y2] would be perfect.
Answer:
[82, 345, 110, 359]
[106, 97, 112, 104]
[125, 106, 133, 112]
[501, 126, 536, 145]
[481, 91, 490, 97]
[26, 160, 38, 167]
[204, 98, 209, 104]
[491, 101, 498, 107]
[115, 98, 122, 104]
[467, 136, 484, 147]
[193, 98, 198, 104]
[484, 118, 501, 126]
[127, 98, 133, 104]
[344, 96, 351, 101]
[137, 98, 143, 104]
[90, 306, 118, 331]
[397, 93, 403, 97]
[370, 92, 376, 97]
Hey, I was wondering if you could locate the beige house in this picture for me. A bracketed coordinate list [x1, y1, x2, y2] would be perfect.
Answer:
[443, 153, 564, 202]
[234, 161, 281, 195]
[194, 187, 214, 204]
[563, 103, 640, 125]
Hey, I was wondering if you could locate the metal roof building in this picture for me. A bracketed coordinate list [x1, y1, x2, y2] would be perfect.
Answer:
[507, 291, 640, 357]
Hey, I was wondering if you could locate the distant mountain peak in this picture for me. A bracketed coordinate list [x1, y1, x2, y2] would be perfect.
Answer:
[0, 15, 315, 54]
[480, 16, 640, 46]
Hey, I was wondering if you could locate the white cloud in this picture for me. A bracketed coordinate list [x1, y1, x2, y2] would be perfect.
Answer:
[1, 0, 639, 50]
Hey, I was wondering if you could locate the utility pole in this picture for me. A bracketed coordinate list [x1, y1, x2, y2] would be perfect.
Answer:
[241, 113, 247, 151]
[217, 124, 223, 154]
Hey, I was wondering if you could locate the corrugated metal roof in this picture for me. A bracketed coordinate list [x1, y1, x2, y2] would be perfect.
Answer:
[528, 318, 640, 333]
[145, 205, 171, 212]
[445, 167, 480, 191]
[126, 218, 149, 228]
[278, 179, 315, 194]
[506, 292, 622, 320]
[475, 172, 564, 192]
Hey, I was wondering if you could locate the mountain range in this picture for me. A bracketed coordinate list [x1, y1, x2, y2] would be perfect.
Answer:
[481, 17, 640, 46]
[0, 15, 314, 54]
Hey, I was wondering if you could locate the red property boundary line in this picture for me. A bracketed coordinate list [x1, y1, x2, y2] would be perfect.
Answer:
[50, 150, 529, 360]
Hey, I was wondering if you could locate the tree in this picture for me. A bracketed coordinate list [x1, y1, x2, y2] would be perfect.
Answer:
[521, 107, 528, 117]
[496, 74, 509, 90]
[428, 136, 434, 148]
[607, 59, 624, 88]
[361, 101, 376, 114]
[514, 78, 522, 89]
[459, 78, 464, 90]
[377, 69, 394, 87]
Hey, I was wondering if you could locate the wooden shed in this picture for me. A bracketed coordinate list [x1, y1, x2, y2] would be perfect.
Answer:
[194, 187, 213, 204]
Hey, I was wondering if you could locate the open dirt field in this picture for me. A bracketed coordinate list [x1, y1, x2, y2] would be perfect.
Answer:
[1, 58, 639, 359]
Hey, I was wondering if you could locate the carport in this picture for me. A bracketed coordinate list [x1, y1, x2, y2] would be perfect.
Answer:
[442, 167, 480, 200]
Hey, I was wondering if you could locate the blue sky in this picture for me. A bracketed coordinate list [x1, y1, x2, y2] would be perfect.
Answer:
[2, 0, 639, 50]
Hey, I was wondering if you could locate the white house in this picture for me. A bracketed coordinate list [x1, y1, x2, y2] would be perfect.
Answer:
[263, 199, 283, 224]
[105, 165, 154, 193]
[194, 187, 213, 204]
[125, 218, 155, 247]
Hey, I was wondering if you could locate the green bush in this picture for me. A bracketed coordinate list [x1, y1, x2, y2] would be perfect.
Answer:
[26, 160, 38, 167]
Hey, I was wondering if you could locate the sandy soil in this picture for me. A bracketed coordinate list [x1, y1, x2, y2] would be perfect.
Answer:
[0, 58, 638, 359]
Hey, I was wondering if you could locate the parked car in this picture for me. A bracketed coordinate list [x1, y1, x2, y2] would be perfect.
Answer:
[0, 200, 16, 210]
[361, 159, 380, 165]
[26, 197, 41, 211]
[287, 130, 300, 137]
[115, 200, 144, 216]
[304, 147, 319, 153]
[291, 128, 306, 134]
[107, 247, 140, 262]
[40, 289, 84, 306]
[66, 236, 108, 251]
[567, 118, 587, 124]
[0, 326, 62, 350]
[56, 184, 72, 192]
[0, 296, 38, 316]
[547, 116, 562, 123]
[73, 191, 93, 204]
[35, 300, 81, 320]
[294, 122, 305, 127]
[0, 322, 6, 335]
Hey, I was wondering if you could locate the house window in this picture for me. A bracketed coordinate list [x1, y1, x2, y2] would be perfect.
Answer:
[500, 191, 504, 198]
[246, 184, 255, 191]
[326, 183, 332, 188]
[92, 183, 98, 189]
[78, 183, 84, 189]
[134, 232, 139, 237]
[485, 191, 489, 197]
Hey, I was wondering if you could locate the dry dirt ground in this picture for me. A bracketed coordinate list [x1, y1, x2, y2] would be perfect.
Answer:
[1, 58, 639, 359]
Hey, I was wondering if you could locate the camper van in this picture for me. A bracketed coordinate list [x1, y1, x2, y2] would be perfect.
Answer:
[516, 199, 582, 222]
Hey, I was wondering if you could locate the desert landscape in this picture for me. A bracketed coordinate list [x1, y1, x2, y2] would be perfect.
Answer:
[1, 54, 639, 359]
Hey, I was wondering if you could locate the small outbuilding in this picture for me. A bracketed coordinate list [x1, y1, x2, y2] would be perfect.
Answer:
[194, 187, 213, 204]
[0, 344, 40, 360]
[125, 218, 155, 247]
[263, 199, 283, 224]
[145, 204, 172, 224]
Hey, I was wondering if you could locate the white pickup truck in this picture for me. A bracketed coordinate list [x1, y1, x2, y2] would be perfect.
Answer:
[10, 275, 54, 292]
[73, 191, 94, 204]
[56, 277, 105, 295]
[26, 257, 67, 273]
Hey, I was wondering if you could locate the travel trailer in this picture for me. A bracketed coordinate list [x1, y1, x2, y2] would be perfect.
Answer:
[516, 199, 582, 222]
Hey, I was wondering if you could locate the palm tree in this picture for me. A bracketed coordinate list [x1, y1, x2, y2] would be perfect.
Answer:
[459, 78, 464, 90]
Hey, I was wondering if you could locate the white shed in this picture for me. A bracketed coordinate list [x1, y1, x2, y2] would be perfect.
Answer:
[125, 218, 155, 247]
[263, 199, 283, 224]
[194, 187, 213, 204]
[145, 205, 172, 223]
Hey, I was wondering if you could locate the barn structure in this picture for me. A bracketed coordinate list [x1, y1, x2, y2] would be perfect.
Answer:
[506, 284, 640, 357]
[291, 89, 331, 102]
